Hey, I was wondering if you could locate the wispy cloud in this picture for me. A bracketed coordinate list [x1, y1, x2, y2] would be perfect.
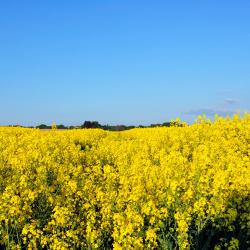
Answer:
[224, 98, 238, 105]
[183, 96, 244, 118]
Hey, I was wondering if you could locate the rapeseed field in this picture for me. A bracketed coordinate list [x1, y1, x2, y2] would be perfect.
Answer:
[0, 114, 249, 249]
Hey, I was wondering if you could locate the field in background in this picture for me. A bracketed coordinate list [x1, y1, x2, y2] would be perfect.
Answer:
[0, 114, 249, 249]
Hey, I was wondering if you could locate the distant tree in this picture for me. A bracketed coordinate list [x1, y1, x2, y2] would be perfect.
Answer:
[113, 125, 126, 131]
[162, 122, 171, 127]
[81, 121, 101, 129]
[150, 123, 162, 127]
[36, 124, 51, 129]
[127, 126, 135, 130]
[102, 125, 111, 130]
[9, 125, 23, 127]
[57, 124, 67, 129]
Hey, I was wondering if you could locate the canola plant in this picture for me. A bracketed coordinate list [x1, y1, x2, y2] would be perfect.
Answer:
[0, 115, 249, 249]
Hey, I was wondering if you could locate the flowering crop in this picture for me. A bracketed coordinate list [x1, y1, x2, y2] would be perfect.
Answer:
[0, 114, 249, 249]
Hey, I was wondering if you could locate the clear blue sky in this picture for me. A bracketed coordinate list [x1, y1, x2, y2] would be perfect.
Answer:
[0, 1, 249, 126]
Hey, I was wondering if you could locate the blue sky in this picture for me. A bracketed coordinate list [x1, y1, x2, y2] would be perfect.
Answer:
[0, 1, 249, 126]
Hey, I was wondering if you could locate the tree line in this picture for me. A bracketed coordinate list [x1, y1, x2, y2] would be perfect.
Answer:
[31, 121, 174, 131]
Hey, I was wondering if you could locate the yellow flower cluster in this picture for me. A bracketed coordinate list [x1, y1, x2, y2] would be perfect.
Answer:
[0, 114, 249, 249]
